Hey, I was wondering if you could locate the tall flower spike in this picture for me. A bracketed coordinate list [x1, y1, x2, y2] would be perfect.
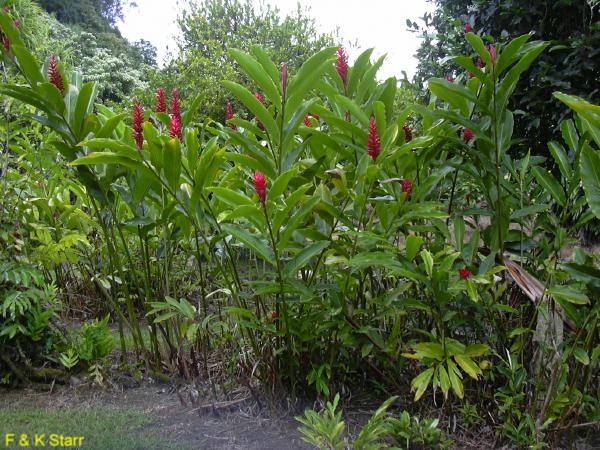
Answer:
[402, 178, 412, 195]
[403, 124, 412, 143]
[367, 116, 381, 161]
[170, 114, 182, 141]
[281, 63, 288, 98]
[459, 267, 472, 280]
[170, 88, 181, 122]
[155, 87, 166, 113]
[225, 101, 236, 130]
[252, 170, 267, 205]
[487, 44, 496, 67]
[335, 47, 348, 88]
[132, 99, 144, 151]
[48, 54, 65, 96]
[462, 127, 474, 143]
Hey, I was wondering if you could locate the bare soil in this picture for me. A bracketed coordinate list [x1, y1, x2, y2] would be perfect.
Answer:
[0, 380, 311, 450]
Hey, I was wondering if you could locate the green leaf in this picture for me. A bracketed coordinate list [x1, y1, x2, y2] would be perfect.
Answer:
[278, 195, 320, 249]
[420, 249, 433, 277]
[223, 80, 279, 143]
[405, 235, 423, 261]
[209, 187, 253, 208]
[580, 145, 600, 219]
[447, 359, 464, 399]
[532, 166, 566, 207]
[229, 49, 281, 110]
[72, 82, 97, 138]
[547, 286, 589, 305]
[283, 241, 329, 278]
[70, 152, 140, 169]
[548, 141, 571, 183]
[510, 204, 550, 220]
[334, 95, 369, 127]
[438, 365, 451, 398]
[11, 44, 45, 87]
[454, 355, 481, 379]
[464, 344, 489, 357]
[222, 224, 274, 264]
[411, 368, 434, 401]
[465, 32, 491, 66]
[412, 342, 444, 360]
[573, 347, 589, 366]
[349, 252, 401, 272]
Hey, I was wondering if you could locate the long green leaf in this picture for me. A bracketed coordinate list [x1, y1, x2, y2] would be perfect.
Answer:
[580, 145, 600, 219]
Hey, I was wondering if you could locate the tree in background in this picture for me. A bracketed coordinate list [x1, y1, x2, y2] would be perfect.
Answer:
[162, 0, 337, 121]
[412, 0, 599, 155]
[36, 0, 126, 32]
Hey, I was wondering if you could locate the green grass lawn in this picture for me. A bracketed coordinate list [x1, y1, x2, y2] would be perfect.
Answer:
[0, 407, 185, 450]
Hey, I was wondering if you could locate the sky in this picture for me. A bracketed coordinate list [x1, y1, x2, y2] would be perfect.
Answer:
[118, 0, 435, 79]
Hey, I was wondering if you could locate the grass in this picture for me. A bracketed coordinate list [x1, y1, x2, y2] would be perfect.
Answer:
[0, 407, 187, 449]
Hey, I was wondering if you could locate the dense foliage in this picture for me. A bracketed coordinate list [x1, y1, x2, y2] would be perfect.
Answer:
[1, 0, 599, 448]
[412, 0, 600, 156]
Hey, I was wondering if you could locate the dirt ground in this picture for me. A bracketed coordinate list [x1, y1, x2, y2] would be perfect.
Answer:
[0, 380, 311, 450]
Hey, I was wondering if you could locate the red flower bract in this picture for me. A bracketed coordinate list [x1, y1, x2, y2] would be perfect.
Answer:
[403, 124, 412, 142]
[462, 127, 474, 143]
[225, 100, 236, 130]
[402, 178, 412, 195]
[169, 114, 182, 141]
[170, 88, 181, 122]
[303, 114, 311, 127]
[464, 23, 472, 33]
[1, 36, 9, 52]
[132, 99, 144, 150]
[155, 87, 166, 113]
[281, 63, 288, 98]
[271, 311, 278, 320]
[487, 44, 496, 67]
[252, 170, 267, 205]
[254, 92, 265, 104]
[459, 268, 472, 280]
[48, 54, 65, 96]
[367, 116, 381, 161]
[446, 75, 454, 83]
[335, 47, 348, 88]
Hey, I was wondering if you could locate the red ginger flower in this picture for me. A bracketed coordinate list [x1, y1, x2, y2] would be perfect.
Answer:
[446, 75, 454, 83]
[155, 87, 166, 113]
[2, 36, 8, 52]
[170, 88, 181, 122]
[335, 47, 349, 88]
[367, 116, 381, 161]
[271, 311, 278, 320]
[403, 124, 412, 142]
[402, 178, 412, 195]
[252, 170, 267, 205]
[476, 56, 484, 69]
[48, 54, 65, 96]
[170, 115, 182, 141]
[254, 92, 265, 104]
[487, 44, 496, 67]
[462, 127, 474, 143]
[13, 19, 20, 28]
[225, 100, 236, 130]
[281, 63, 288, 98]
[132, 99, 144, 150]
[464, 23, 472, 33]
[459, 267, 472, 279]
